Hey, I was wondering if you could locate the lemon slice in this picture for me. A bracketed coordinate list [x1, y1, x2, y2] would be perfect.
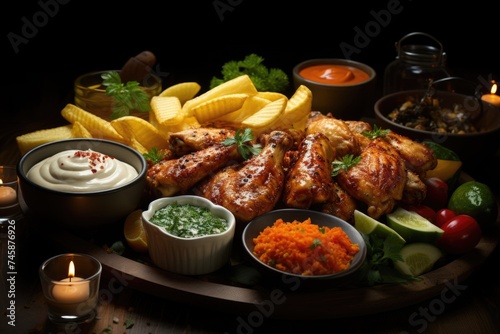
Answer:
[386, 207, 444, 243]
[394, 242, 443, 276]
[354, 210, 406, 243]
[124, 209, 148, 253]
[425, 159, 462, 182]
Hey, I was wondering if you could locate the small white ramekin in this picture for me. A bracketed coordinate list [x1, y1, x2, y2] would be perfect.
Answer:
[142, 195, 236, 275]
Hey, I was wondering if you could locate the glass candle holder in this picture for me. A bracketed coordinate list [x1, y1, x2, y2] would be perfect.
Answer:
[74, 70, 162, 121]
[39, 253, 102, 324]
[0, 166, 19, 218]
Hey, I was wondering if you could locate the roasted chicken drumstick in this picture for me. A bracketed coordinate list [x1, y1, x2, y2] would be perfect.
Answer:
[283, 132, 338, 209]
[198, 130, 293, 222]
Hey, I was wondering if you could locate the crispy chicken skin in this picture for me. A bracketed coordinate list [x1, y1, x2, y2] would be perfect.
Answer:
[305, 112, 361, 157]
[198, 130, 293, 222]
[336, 138, 407, 219]
[283, 132, 338, 209]
[320, 181, 358, 223]
[345, 120, 373, 150]
[401, 170, 427, 204]
[169, 128, 235, 157]
[382, 131, 437, 175]
[146, 143, 239, 197]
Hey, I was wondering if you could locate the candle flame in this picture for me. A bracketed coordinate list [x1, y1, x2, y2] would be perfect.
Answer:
[68, 261, 75, 278]
[491, 83, 497, 95]
[0, 179, 3, 184]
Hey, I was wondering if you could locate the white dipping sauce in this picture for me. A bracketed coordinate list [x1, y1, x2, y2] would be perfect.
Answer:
[27, 149, 138, 192]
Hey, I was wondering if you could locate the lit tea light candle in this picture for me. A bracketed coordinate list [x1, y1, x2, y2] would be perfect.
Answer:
[0, 179, 17, 207]
[52, 261, 90, 304]
[481, 83, 500, 107]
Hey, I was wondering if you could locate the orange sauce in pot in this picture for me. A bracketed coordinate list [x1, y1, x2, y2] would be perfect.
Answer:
[299, 64, 370, 85]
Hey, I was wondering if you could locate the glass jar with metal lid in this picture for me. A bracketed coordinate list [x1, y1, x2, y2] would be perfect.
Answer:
[384, 32, 451, 95]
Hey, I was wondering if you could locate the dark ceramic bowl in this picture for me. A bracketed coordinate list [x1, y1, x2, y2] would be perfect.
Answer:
[293, 58, 377, 120]
[242, 209, 366, 285]
[17, 139, 147, 229]
[374, 89, 500, 165]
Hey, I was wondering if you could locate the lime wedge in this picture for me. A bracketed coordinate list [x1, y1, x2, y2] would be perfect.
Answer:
[394, 242, 443, 276]
[354, 210, 406, 243]
[386, 207, 444, 243]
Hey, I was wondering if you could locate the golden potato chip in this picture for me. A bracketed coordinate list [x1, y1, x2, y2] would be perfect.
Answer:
[291, 112, 310, 131]
[159, 82, 201, 105]
[60, 104, 125, 143]
[150, 96, 183, 126]
[110, 116, 169, 150]
[156, 116, 201, 134]
[71, 121, 93, 138]
[16, 125, 73, 155]
[241, 97, 286, 128]
[213, 95, 271, 125]
[283, 85, 312, 123]
[256, 91, 288, 102]
[191, 93, 248, 124]
[182, 75, 257, 115]
[128, 137, 148, 154]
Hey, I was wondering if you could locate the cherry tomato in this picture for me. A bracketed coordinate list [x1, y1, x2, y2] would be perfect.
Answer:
[423, 177, 449, 211]
[437, 215, 482, 254]
[435, 208, 456, 228]
[402, 204, 436, 224]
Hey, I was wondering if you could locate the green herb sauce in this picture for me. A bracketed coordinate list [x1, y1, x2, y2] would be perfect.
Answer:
[150, 202, 229, 238]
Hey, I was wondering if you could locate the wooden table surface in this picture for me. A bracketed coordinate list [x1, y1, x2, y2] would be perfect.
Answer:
[1, 76, 500, 334]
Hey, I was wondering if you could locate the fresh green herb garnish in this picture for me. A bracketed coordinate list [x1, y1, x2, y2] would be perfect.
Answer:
[223, 128, 262, 160]
[100, 326, 112, 333]
[331, 154, 361, 177]
[123, 318, 134, 329]
[107, 241, 125, 255]
[101, 71, 151, 119]
[143, 147, 166, 164]
[310, 238, 322, 249]
[210, 53, 289, 93]
[357, 233, 420, 286]
[362, 124, 391, 139]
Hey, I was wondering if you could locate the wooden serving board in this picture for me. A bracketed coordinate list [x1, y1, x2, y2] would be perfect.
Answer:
[26, 172, 500, 320]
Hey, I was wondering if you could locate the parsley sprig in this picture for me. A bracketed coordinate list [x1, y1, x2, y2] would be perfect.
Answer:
[357, 233, 420, 286]
[210, 54, 289, 93]
[143, 147, 166, 164]
[223, 128, 262, 160]
[101, 71, 151, 119]
[362, 124, 391, 139]
[331, 154, 361, 177]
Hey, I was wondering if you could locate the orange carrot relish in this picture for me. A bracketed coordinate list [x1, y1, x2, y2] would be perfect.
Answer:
[252, 218, 360, 276]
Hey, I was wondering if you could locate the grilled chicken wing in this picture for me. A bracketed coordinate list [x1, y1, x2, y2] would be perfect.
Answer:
[169, 128, 235, 157]
[345, 120, 373, 150]
[336, 138, 407, 219]
[320, 181, 357, 223]
[147, 143, 239, 197]
[198, 130, 293, 222]
[283, 132, 337, 209]
[401, 170, 427, 204]
[383, 131, 437, 175]
[305, 112, 360, 157]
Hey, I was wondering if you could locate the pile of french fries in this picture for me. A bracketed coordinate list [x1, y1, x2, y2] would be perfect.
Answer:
[16, 74, 312, 155]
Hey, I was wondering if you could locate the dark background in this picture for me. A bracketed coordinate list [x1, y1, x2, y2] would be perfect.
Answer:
[3, 0, 499, 119]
